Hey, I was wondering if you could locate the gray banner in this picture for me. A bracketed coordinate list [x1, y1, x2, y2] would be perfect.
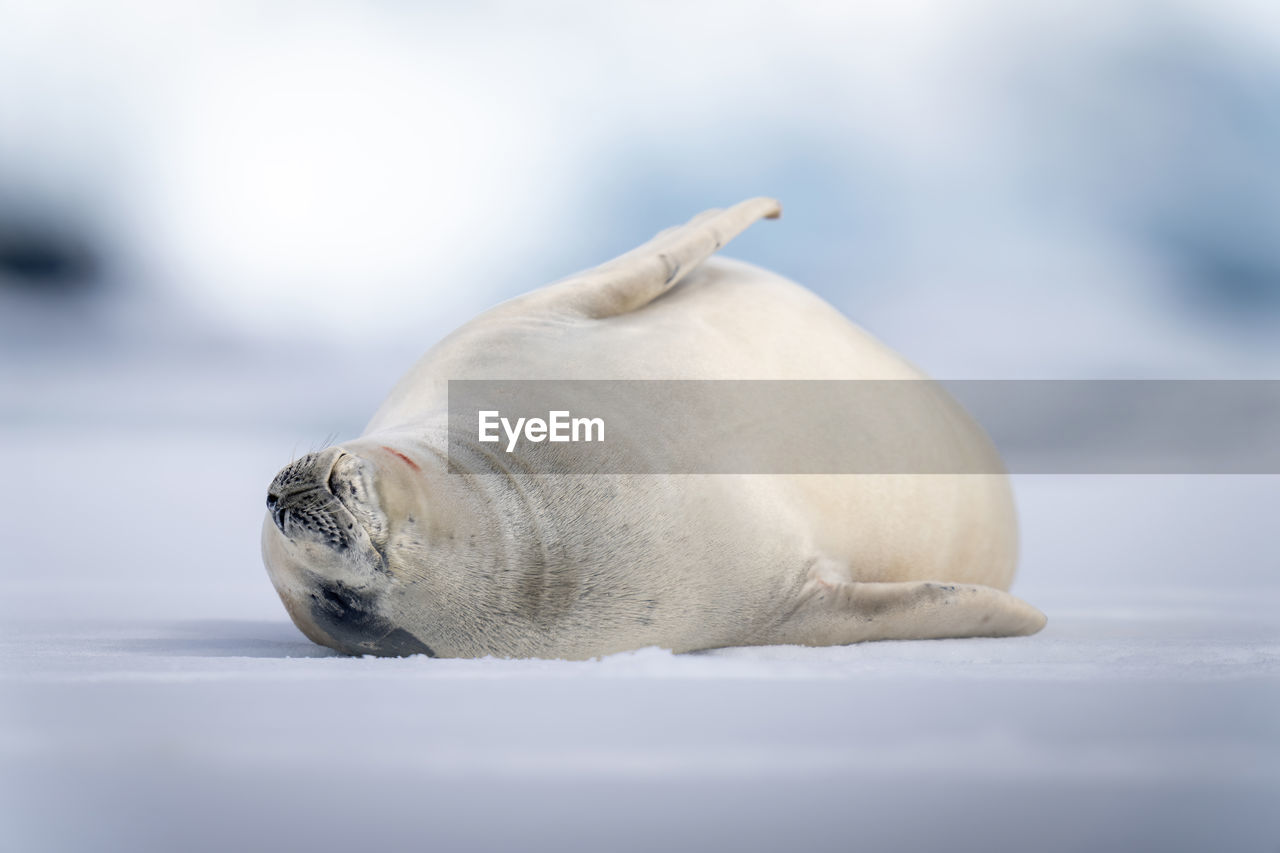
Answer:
[446, 380, 1280, 474]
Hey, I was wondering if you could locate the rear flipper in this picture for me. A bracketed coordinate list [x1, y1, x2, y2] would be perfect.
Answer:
[758, 573, 1046, 646]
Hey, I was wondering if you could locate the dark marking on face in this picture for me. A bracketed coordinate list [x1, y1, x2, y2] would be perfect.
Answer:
[309, 578, 435, 657]
[381, 446, 421, 472]
[376, 628, 437, 656]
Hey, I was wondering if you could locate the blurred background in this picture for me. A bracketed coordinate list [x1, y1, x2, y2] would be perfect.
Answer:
[2, 2, 1277, 851]
[5, 0, 1280, 375]
[3, 0, 1278, 591]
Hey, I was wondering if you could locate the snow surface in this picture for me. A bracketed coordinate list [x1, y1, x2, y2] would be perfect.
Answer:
[2, 405, 1278, 852]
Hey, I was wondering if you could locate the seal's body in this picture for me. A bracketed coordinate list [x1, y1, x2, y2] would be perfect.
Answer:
[262, 198, 1045, 658]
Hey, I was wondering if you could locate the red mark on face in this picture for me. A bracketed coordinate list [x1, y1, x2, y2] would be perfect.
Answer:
[381, 446, 421, 472]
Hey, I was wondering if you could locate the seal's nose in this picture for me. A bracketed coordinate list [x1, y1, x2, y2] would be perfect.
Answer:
[266, 489, 285, 532]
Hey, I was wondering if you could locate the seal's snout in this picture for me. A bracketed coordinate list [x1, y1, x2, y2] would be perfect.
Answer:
[264, 447, 392, 567]
[262, 447, 418, 657]
[266, 449, 354, 547]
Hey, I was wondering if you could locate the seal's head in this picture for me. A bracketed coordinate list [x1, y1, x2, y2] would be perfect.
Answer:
[261, 445, 437, 656]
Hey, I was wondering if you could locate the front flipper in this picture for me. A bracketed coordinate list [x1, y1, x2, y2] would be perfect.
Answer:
[759, 574, 1046, 646]
[512, 196, 781, 320]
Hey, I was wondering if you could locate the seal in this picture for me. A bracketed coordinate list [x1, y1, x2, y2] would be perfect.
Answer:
[262, 198, 1046, 658]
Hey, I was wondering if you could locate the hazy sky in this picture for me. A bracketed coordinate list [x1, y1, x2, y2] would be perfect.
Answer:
[2, 0, 1279, 376]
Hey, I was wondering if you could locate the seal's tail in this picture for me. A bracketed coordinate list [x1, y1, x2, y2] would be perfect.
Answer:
[515, 197, 781, 320]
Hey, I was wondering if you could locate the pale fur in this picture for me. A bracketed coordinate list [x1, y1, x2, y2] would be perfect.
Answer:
[262, 198, 1046, 658]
